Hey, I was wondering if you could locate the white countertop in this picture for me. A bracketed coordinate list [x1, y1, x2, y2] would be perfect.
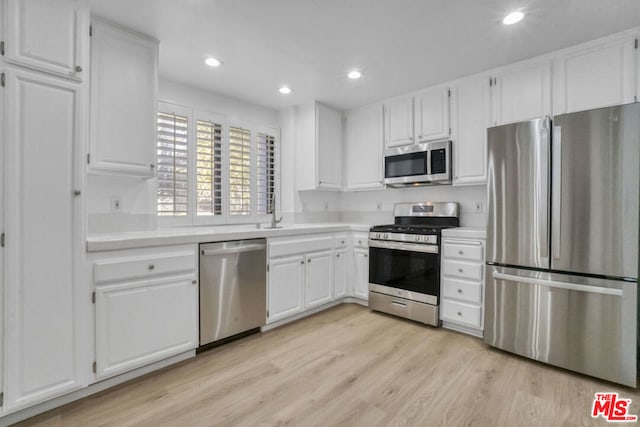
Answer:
[87, 223, 371, 252]
[441, 227, 487, 239]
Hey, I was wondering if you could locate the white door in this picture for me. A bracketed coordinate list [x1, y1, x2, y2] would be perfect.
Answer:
[353, 248, 369, 300]
[4, 0, 88, 80]
[333, 248, 348, 299]
[452, 77, 491, 185]
[268, 255, 305, 322]
[384, 96, 414, 148]
[3, 68, 84, 412]
[553, 36, 635, 115]
[316, 103, 342, 189]
[89, 18, 158, 177]
[305, 250, 333, 309]
[414, 87, 450, 143]
[95, 276, 198, 379]
[344, 104, 384, 190]
[491, 62, 551, 126]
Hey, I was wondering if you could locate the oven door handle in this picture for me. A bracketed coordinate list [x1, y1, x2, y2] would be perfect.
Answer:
[368, 240, 439, 254]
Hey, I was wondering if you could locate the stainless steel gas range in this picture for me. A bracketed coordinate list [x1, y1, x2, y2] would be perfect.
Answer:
[368, 202, 459, 326]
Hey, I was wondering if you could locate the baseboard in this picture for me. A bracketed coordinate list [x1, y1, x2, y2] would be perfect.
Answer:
[261, 297, 369, 331]
[442, 321, 484, 338]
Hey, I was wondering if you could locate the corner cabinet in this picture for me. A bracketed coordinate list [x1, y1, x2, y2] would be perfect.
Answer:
[295, 102, 343, 190]
[351, 234, 369, 301]
[89, 17, 158, 177]
[3, 0, 89, 81]
[3, 68, 86, 412]
[344, 103, 384, 190]
[451, 77, 491, 186]
[92, 246, 198, 380]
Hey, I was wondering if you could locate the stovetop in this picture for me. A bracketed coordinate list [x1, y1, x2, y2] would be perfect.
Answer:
[370, 224, 458, 235]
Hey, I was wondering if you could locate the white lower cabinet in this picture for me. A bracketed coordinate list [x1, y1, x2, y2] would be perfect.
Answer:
[353, 247, 369, 300]
[92, 246, 198, 380]
[333, 248, 348, 299]
[306, 250, 333, 308]
[268, 255, 305, 322]
[440, 235, 485, 337]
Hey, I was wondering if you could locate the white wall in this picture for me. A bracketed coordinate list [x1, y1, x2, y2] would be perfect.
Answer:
[87, 78, 280, 233]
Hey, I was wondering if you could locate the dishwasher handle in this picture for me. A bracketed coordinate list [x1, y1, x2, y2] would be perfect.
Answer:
[201, 243, 266, 256]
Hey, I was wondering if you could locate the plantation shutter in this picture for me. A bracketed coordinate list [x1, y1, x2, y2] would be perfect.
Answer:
[257, 131, 276, 215]
[196, 120, 223, 216]
[229, 126, 252, 216]
[157, 111, 188, 216]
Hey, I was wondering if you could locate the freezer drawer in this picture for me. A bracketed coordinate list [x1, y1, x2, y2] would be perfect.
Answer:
[484, 265, 637, 387]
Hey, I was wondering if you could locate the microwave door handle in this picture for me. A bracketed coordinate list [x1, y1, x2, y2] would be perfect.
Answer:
[426, 149, 431, 176]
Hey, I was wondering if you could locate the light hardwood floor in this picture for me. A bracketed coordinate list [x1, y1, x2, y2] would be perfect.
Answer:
[14, 304, 640, 426]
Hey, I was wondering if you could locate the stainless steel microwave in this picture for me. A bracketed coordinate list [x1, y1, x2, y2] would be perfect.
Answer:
[383, 140, 451, 187]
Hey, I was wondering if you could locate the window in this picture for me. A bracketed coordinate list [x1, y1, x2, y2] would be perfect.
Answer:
[196, 120, 223, 216]
[156, 102, 278, 224]
[157, 111, 188, 216]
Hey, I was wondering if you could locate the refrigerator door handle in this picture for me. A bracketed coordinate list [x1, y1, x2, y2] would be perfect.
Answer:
[538, 118, 550, 262]
[492, 271, 623, 296]
[551, 125, 562, 260]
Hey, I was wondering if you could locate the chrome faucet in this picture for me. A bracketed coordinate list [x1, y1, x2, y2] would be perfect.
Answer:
[270, 193, 283, 229]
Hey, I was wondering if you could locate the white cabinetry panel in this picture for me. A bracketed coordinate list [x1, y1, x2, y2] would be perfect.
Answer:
[3, 69, 84, 411]
[384, 96, 414, 148]
[4, 0, 88, 80]
[353, 248, 369, 300]
[414, 87, 450, 143]
[344, 104, 384, 190]
[333, 248, 348, 299]
[95, 277, 198, 379]
[305, 250, 333, 308]
[553, 36, 635, 115]
[89, 17, 158, 177]
[316, 103, 343, 189]
[268, 255, 305, 322]
[491, 62, 551, 126]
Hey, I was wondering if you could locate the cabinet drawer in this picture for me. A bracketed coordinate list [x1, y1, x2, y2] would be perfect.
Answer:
[334, 234, 349, 248]
[442, 260, 483, 281]
[442, 240, 484, 262]
[441, 299, 482, 328]
[441, 278, 483, 304]
[269, 236, 333, 258]
[95, 251, 196, 284]
[352, 233, 369, 249]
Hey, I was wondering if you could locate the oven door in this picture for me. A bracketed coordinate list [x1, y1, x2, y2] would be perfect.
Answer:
[368, 240, 440, 305]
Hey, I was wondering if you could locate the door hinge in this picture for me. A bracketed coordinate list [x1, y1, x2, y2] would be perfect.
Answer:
[0, 233, 4, 248]
[635, 38, 638, 49]
[447, 89, 451, 97]
[0, 41, 4, 56]
[267, 264, 270, 272]
[90, 25, 93, 37]
[449, 127, 451, 135]
[92, 361, 97, 373]
[1, 73, 5, 88]
[489, 77, 493, 87]
[266, 309, 269, 318]
[92, 291, 96, 304]
[86, 153, 91, 164]
[0, 392, 4, 407]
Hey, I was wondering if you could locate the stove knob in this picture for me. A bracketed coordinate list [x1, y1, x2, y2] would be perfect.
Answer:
[415, 235, 420, 242]
[383, 233, 388, 239]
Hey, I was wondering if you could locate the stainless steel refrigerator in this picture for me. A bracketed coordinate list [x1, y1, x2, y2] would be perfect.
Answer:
[485, 103, 639, 387]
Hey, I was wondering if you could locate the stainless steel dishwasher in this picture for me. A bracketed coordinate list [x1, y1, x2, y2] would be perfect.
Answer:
[199, 239, 267, 346]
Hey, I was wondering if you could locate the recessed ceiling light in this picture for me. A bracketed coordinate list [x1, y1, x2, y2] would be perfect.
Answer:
[348, 70, 362, 79]
[503, 11, 524, 25]
[279, 86, 292, 94]
[204, 56, 222, 67]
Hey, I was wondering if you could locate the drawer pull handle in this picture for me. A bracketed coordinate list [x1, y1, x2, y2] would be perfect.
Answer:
[391, 300, 407, 308]
[148, 264, 155, 270]
[457, 311, 462, 316]
[458, 250, 464, 255]
[337, 254, 340, 258]
[341, 240, 345, 244]
[457, 289, 463, 293]
[192, 280, 197, 285]
[458, 268, 463, 273]
[300, 261, 305, 265]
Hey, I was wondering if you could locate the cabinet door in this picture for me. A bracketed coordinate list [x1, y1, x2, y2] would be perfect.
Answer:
[3, 68, 84, 411]
[89, 18, 158, 177]
[95, 276, 198, 379]
[316, 103, 343, 189]
[414, 87, 450, 143]
[553, 36, 635, 115]
[333, 248, 348, 299]
[268, 256, 305, 322]
[4, 0, 88, 80]
[345, 104, 384, 190]
[384, 96, 414, 148]
[492, 62, 551, 126]
[305, 250, 333, 309]
[452, 77, 491, 185]
[353, 248, 369, 300]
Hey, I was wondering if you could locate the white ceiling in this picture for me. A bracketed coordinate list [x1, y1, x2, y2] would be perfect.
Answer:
[89, 0, 640, 111]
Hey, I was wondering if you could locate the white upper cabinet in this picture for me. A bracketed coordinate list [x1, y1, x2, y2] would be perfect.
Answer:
[344, 103, 384, 190]
[295, 102, 343, 190]
[553, 34, 636, 115]
[490, 61, 551, 126]
[3, 68, 84, 412]
[3, 0, 89, 80]
[89, 17, 158, 177]
[384, 95, 414, 148]
[451, 76, 491, 186]
[414, 86, 451, 143]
